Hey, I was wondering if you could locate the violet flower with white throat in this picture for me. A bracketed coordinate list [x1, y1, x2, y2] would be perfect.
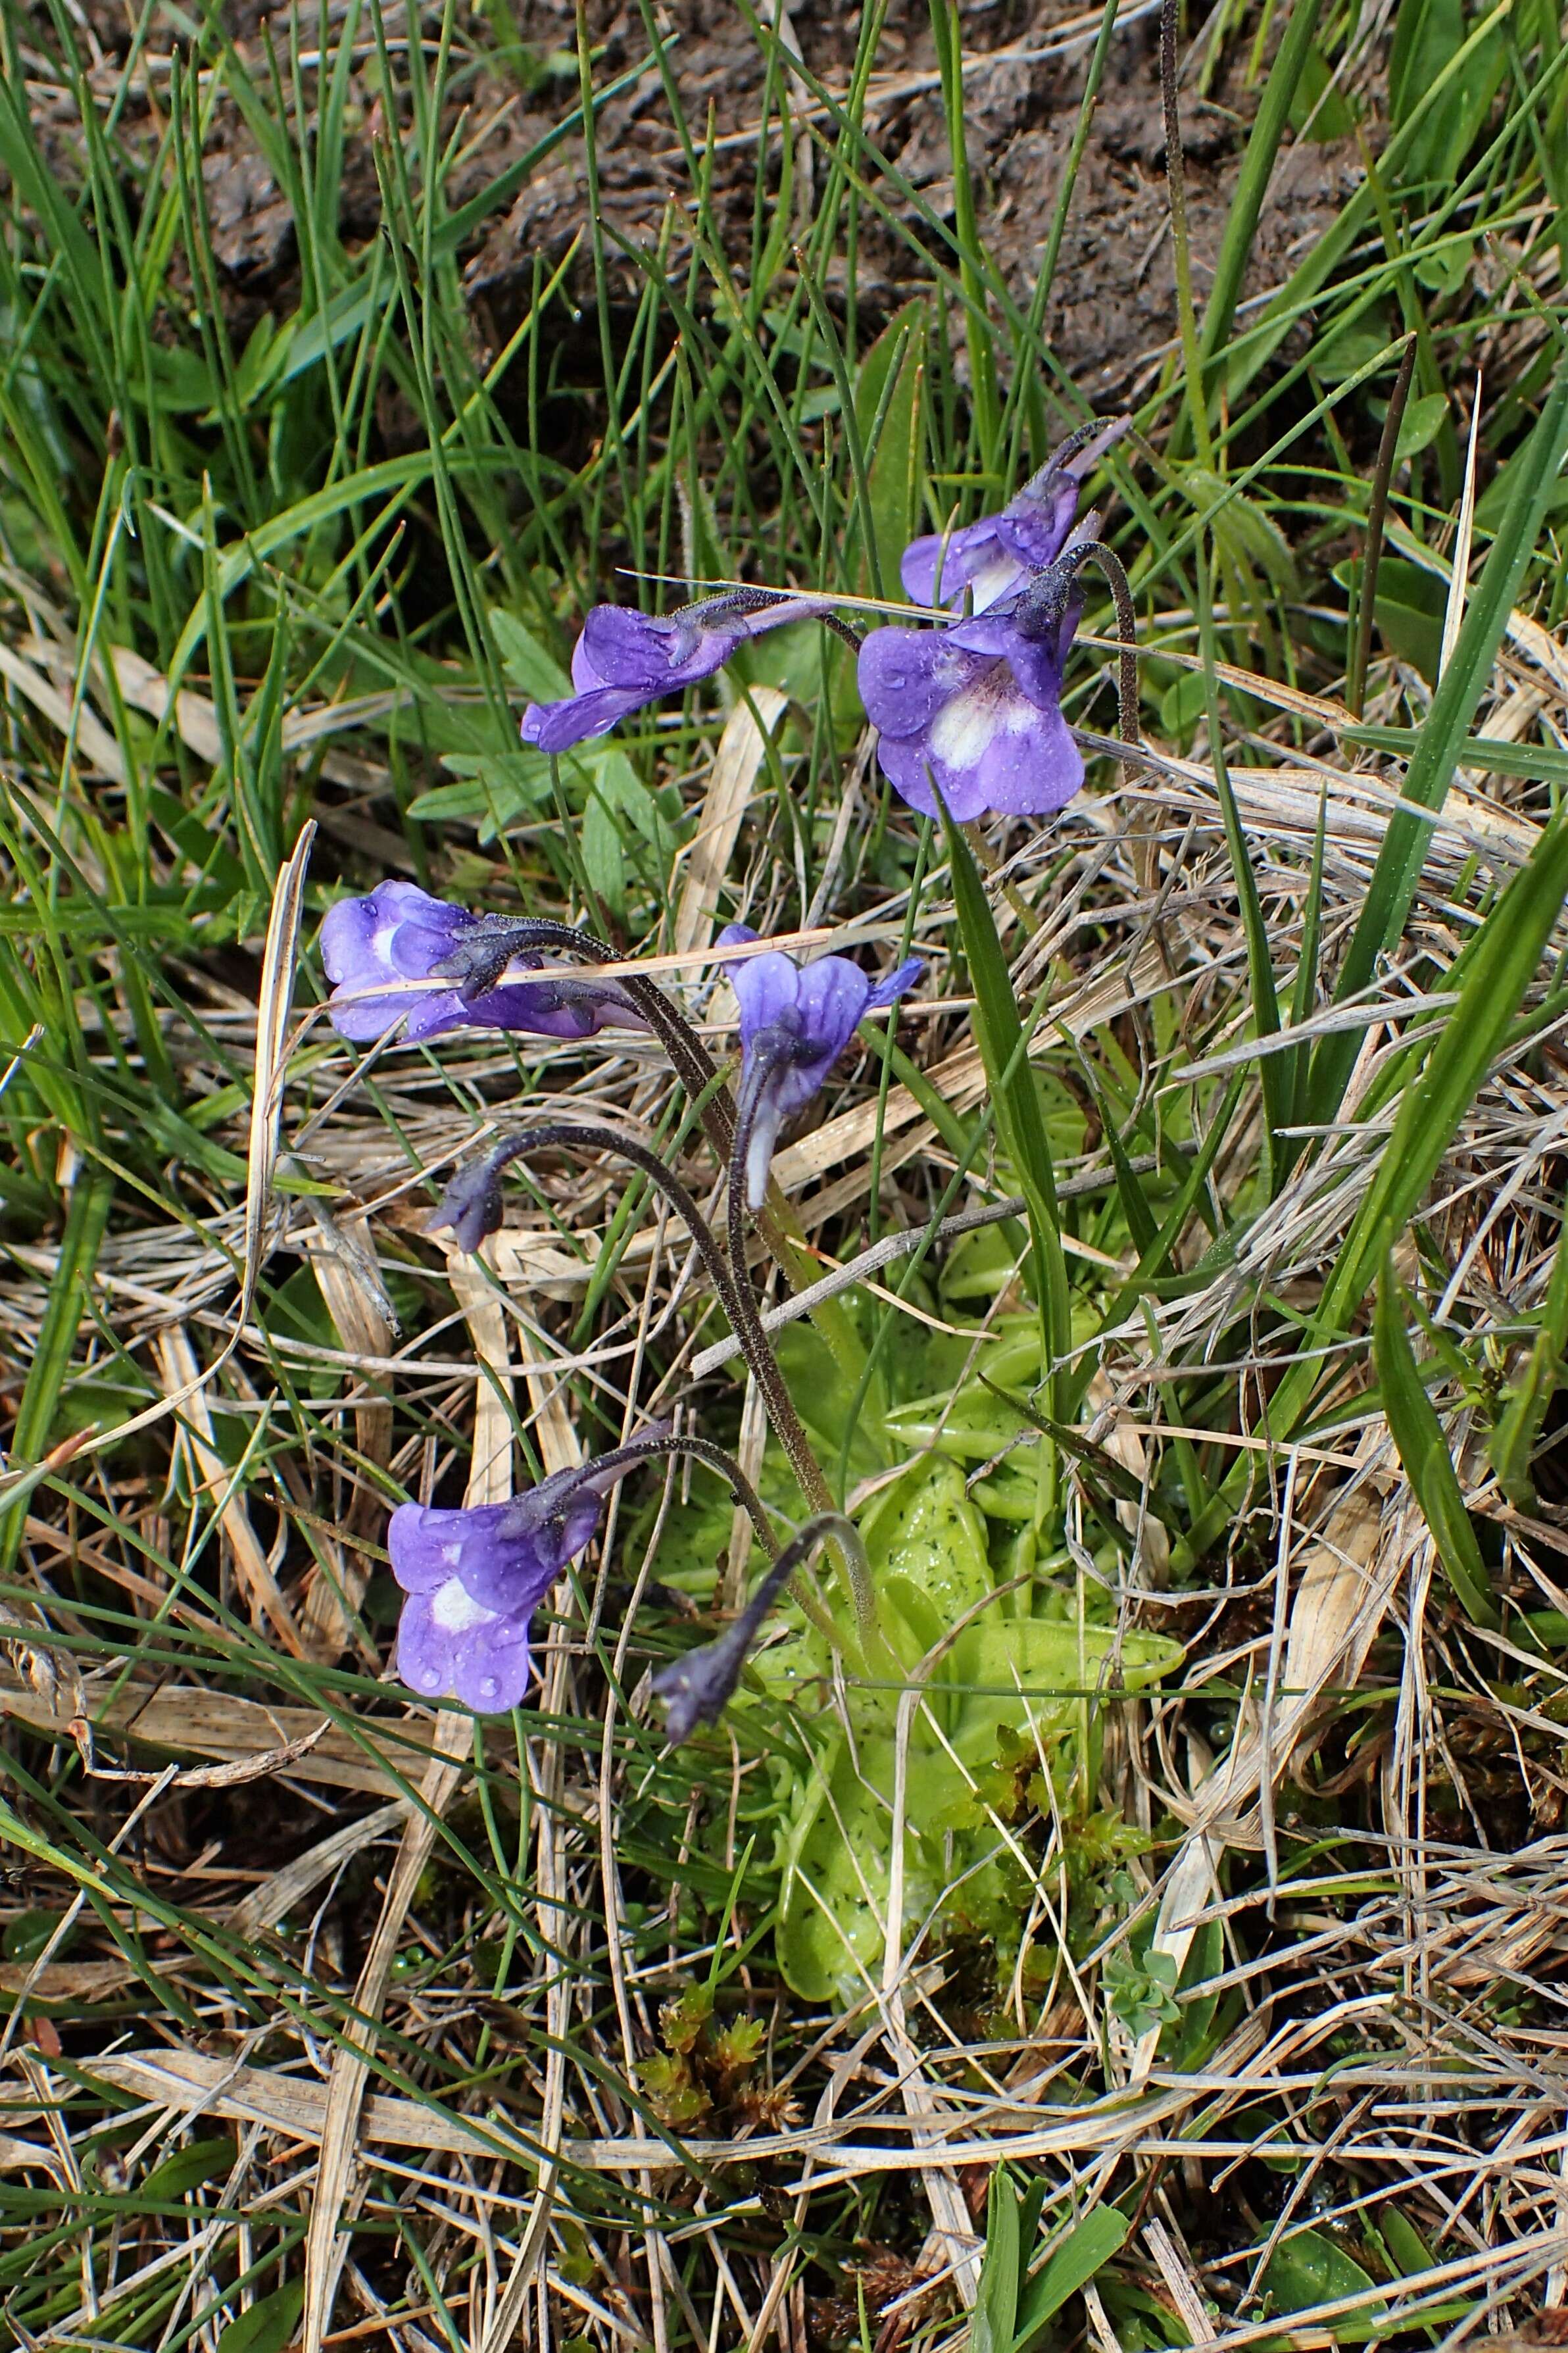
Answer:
[856, 554, 1089, 824]
[898, 418, 1126, 615]
[320, 881, 646, 1045]
[389, 1433, 772, 1714]
[389, 1454, 632, 1711]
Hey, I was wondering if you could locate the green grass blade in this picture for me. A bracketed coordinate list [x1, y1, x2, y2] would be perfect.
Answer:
[1489, 1199, 1568, 1507]
[1323, 812, 1568, 1346]
[1198, 539, 1286, 1172]
[1013, 2206, 1131, 2353]
[1310, 353, 1568, 1120]
[972, 2168, 1021, 2353]
[1193, 0, 1327, 413]
[1288, 781, 1330, 1136]
[1, 1168, 113, 1568]
[1002, 0, 1121, 468]
[928, 0, 1000, 470]
[936, 799, 1071, 1420]
[1373, 1261, 1498, 1628]
[1178, 808, 1568, 1570]
[1228, 0, 1529, 399]
[1098, 1068, 1249, 1336]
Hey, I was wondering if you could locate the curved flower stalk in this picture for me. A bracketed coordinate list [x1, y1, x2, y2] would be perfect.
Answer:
[320, 882, 647, 1045]
[429, 1120, 837, 1519]
[857, 556, 1091, 822]
[414, 907, 739, 1164]
[719, 925, 923, 1210]
[393, 1431, 777, 1712]
[1062, 535, 1142, 763]
[899, 418, 1124, 616]
[520, 588, 828, 752]
[422, 909, 871, 1377]
[652, 1513, 869, 1744]
[434, 1117, 893, 1659]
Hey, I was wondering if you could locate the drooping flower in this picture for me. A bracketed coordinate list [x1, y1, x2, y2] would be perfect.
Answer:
[651, 1552, 795, 1743]
[320, 881, 646, 1045]
[651, 1513, 864, 1743]
[426, 1154, 514, 1255]
[520, 588, 823, 753]
[899, 418, 1123, 616]
[720, 925, 923, 1208]
[389, 1454, 637, 1712]
[856, 558, 1087, 824]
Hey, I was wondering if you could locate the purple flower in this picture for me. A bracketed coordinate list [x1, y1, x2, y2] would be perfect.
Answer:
[652, 1551, 795, 1743]
[389, 1455, 633, 1712]
[857, 562, 1087, 825]
[320, 881, 645, 1045]
[900, 420, 1123, 615]
[394, 1577, 537, 1714]
[520, 589, 823, 753]
[720, 926, 923, 1207]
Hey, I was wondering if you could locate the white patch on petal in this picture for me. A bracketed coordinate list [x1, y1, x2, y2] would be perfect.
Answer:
[968, 553, 1021, 614]
[430, 1577, 497, 1634]
[440, 1542, 463, 1568]
[929, 670, 1035, 771]
[745, 1127, 773, 1210]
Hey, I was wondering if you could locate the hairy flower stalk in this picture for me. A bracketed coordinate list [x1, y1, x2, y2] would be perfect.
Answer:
[715, 928, 922, 1643]
[651, 1514, 871, 1744]
[1054, 536, 1140, 761]
[429, 910, 866, 1376]
[423, 908, 733, 1152]
[328, 880, 848, 1324]
[429, 1120, 837, 1521]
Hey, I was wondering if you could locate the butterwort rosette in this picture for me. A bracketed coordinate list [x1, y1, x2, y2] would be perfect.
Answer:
[899, 419, 1123, 616]
[390, 1453, 638, 1712]
[521, 588, 823, 753]
[720, 925, 922, 1207]
[857, 555, 1089, 824]
[320, 881, 645, 1045]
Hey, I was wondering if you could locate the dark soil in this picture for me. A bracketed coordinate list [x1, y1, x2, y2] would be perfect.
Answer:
[464, 0, 1363, 393]
[49, 0, 1363, 401]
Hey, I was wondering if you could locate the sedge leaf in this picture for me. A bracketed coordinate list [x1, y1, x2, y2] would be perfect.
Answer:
[216, 2281, 306, 2353]
[935, 794, 1070, 1416]
[973, 2168, 1021, 2353]
[1373, 1262, 1498, 1628]
[1312, 356, 1568, 1120]
[1, 1168, 112, 1568]
[1014, 2206, 1131, 2353]
[1490, 1198, 1568, 1508]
